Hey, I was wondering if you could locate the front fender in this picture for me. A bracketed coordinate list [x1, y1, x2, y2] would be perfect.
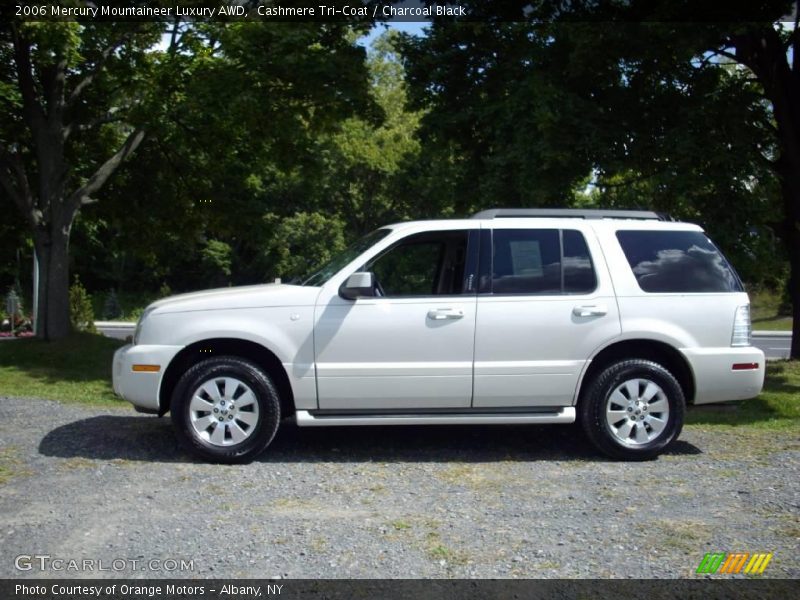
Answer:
[143, 307, 317, 408]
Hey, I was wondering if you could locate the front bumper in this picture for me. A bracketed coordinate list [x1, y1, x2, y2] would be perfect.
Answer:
[112, 344, 183, 411]
[681, 346, 766, 404]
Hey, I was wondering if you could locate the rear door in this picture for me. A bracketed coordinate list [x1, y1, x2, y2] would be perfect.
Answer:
[473, 223, 622, 407]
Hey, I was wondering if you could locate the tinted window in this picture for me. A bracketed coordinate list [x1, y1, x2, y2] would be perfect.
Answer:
[563, 230, 597, 293]
[366, 231, 469, 296]
[616, 230, 743, 293]
[492, 230, 562, 294]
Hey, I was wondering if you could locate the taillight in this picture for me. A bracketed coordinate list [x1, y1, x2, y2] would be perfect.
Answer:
[731, 305, 751, 347]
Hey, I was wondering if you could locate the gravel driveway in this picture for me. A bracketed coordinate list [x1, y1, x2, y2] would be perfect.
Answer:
[0, 396, 798, 579]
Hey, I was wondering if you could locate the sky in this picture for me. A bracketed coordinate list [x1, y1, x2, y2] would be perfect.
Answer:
[158, 21, 429, 52]
[357, 21, 429, 49]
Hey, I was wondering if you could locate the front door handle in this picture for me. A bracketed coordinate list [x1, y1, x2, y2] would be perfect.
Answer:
[573, 304, 607, 317]
[427, 308, 464, 320]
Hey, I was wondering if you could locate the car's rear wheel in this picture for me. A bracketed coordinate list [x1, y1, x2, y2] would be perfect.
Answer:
[580, 359, 685, 460]
[171, 356, 280, 463]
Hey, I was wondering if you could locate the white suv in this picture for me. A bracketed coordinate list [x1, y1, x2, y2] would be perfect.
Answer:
[113, 209, 765, 462]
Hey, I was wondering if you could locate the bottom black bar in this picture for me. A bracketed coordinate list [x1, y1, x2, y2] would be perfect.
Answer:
[1, 579, 798, 600]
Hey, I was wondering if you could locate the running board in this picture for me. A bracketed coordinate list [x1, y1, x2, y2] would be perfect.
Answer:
[295, 407, 575, 427]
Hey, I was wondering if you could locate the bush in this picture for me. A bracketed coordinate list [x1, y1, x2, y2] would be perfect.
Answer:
[69, 276, 97, 333]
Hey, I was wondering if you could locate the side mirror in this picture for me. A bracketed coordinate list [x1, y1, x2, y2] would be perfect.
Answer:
[339, 272, 375, 300]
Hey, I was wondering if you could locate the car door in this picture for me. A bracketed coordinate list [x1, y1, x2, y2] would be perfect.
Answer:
[314, 228, 478, 410]
[473, 224, 622, 407]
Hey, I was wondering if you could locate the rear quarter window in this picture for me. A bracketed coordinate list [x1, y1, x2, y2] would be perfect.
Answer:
[616, 230, 743, 293]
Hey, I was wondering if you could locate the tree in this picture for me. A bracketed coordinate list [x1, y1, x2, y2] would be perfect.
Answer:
[1, 20, 375, 336]
[316, 30, 426, 235]
[722, 9, 800, 357]
[0, 21, 161, 339]
[401, 1, 800, 358]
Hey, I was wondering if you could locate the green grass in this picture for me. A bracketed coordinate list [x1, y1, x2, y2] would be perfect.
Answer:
[0, 330, 797, 436]
[687, 361, 800, 431]
[750, 288, 792, 331]
[0, 446, 31, 484]
[0, 333, 125, 406]
[751, 315, 793, 331]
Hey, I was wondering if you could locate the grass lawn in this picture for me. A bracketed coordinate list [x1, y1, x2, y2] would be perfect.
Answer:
[0, 333, 797, 434]
[750, 288, 792, 331]
[751, 316, 793, 331]
[686, 360, 800, 431]
[0, 333, 124, 407]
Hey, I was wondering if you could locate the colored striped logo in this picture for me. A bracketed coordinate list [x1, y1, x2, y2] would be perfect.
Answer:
[696, 552, 773, 574]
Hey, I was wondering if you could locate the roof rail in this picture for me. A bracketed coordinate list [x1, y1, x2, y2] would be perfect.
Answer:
[471, 208, 671, 221]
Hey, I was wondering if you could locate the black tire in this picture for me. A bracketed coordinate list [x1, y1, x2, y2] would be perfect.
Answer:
[579, 359, 685, 461]
[171, 356, 281, 463]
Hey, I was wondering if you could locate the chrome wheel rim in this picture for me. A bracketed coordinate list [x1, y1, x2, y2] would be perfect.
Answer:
[189, 377, 260, 447]
[605, 378, 670, 446]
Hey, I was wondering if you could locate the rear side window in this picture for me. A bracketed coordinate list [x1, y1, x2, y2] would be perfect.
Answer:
[491, 229, 596, 295]
[616, 230, 743, 293]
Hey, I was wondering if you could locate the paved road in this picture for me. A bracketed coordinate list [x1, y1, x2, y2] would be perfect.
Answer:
[754, 331, 792, 360]
[96, 321, 793, 360]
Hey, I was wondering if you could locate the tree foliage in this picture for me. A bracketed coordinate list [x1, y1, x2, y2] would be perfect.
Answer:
[401, 1, 799, 356]
[1, 20, 375, 336]
[3, 8, 799, 357]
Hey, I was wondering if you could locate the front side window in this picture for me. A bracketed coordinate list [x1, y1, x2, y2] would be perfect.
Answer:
[616, 230, 743, 293]
[491, 229, 596, 295]
[300, 229, 391, 286]
[364, 230, 470, 297]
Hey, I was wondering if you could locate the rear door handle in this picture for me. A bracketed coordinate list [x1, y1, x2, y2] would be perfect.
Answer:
[573, 304, 607, 317]
[427, 308, 464, 320]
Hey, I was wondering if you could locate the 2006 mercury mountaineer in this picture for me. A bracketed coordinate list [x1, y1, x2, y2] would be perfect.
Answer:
[113, 208, 765, 462]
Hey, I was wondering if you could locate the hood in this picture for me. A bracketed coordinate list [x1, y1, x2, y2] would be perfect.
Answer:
[148, 283, 321, 315]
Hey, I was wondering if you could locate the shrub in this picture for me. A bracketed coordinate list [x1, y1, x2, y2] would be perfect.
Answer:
[69, 276, 97, 333]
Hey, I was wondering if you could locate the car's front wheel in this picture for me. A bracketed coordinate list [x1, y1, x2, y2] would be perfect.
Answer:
[171, 356, 281, 463]
[580, 359, 685, 460]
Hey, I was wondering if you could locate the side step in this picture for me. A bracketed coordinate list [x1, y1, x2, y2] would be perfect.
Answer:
[295, 407, 575, 427]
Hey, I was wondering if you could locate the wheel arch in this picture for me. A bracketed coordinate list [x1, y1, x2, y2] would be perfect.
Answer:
[577, 339, 696, 405]
[158, 338, 295, 418]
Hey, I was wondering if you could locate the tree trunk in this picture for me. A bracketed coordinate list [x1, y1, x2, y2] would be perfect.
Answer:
[770, 77, 800, 361]
[778, 165, 800, 360]
[733, 27, 800, 359]
[33, 226, 71, 340]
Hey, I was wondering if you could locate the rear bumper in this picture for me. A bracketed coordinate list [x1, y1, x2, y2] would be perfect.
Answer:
[112, 344, 183, 411]
[681, 347, 766, 404]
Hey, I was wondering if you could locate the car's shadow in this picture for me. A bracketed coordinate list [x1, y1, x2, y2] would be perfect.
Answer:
[38, 414, 702, 464]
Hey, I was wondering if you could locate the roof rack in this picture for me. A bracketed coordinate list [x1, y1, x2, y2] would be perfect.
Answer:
[471, 208, 672, 221]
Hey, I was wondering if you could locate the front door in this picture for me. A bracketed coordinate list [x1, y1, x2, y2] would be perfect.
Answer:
[315, 229, 478, 410]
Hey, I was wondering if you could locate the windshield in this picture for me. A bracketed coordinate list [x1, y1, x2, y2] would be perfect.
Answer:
[297, 228, 392, 286]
